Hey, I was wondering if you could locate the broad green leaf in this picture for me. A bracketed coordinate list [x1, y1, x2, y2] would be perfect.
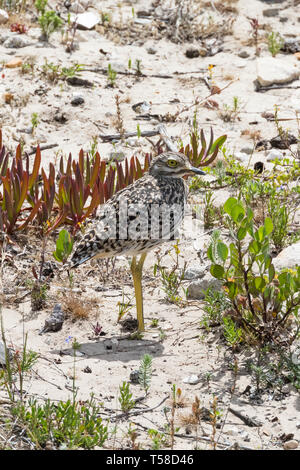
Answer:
[237, 226, 247, 241]
[231, 203, 245, 223]
[254, 276, 266, 290]
[226, 281, 238, 299]
[210, 264, 225, 279]
[264, 217, 273, 236]
[224, 197, 237, 216]
[268, 264, 275, 282]
[217, 242, 228, 263]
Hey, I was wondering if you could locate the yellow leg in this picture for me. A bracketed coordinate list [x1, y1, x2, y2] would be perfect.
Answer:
[130, 253, 147, 332]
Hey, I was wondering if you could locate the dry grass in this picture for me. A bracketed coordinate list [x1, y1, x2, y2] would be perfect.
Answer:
[61, 294, 99, 321]
[241, 128, 262, 141]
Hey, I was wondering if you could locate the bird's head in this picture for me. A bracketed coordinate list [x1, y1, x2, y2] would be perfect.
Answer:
[149, 152, 206, 178]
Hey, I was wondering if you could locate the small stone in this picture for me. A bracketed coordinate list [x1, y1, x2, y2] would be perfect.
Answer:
[282, 39, 300, 54]
[71, 11, 100, 30]
[74, 350, 85, 357]
[240, 146, 253, 155]
[6, 57, 22, 68]
[270, 133, 297, 149]
[147, 47, 157, 55]
[3, 92, 14, 104]
[184, 266, 208, 280]
[54, 111, 68, 123]
[0, 8, 9, 24]
[266, 149, 284, 161]
[83, 366, 92, 373]
[283, 440, 298, 450]
[238, 51, 250, 58]
[3, 34, 32, 48]
[130, 370, 140, 384]
[69, 1, 85, 13]
[263, 8, 279, 17]
[71, 95, 84, 106]
[186, 47, 200, 58]
[132, 101, 151, 114]
[273, 240, 300, 270]
[66, 76, 93, 87]
[256, 57, 299, 87]
[295, 52, 300, 61]
[134, 18, 152, 25]
[187, 273, 222, 300]
[183, 374, 200, 385]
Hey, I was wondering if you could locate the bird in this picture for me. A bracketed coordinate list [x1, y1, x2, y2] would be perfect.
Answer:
[67, 151, 205, 331]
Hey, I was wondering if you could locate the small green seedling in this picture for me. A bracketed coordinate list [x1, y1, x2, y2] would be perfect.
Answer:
[53, 229, 74, 263]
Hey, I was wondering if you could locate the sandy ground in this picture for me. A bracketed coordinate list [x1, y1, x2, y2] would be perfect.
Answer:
[0, 0, 300, 450]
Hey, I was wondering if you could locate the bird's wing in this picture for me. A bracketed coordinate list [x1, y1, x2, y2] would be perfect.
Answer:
[69, 175, 165, 268]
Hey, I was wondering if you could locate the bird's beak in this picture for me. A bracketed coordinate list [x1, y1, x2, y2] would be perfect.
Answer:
[187, 166, 206, 175]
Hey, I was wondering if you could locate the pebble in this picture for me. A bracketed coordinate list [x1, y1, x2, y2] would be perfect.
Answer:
[256, 58, 300, 87]
[71, 95, 85, 106]
[147, 47, 157, 55]
[3, 34, 32, 48]
[5, 57, 22, 68]
[238, 51, 250, 58]
[263, 8, 279, 17]
[69, 1, 85, 13]
[187, 273, 222, 300]
[273, 241, 300, 270]
[66, 76, 93, 87]
[270, 133, 297, 149]
[266, 149, 284, 161]
[130, 370, 140, 384]
[240, 146, 253, 155]
[71, 11, 100, 30]
[186, 47, 200, 58]
[184, 266, 208, 280]
[134, 18, 152, 25]
[182, 374, 201, 385]
[283, 440, 298, 450]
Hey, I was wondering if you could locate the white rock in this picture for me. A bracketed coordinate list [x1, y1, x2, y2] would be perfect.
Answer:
[183, 374, 200, 384]
[240, 146, 253, 155]
[187, 273, 222, 300]
[184, 266, 209, 280]
[266, 149, 284, 161]
[273, 241, 300, 270]
[71, 11, 100, 30]
[3, 34, 32, 48]
[0, 8, 8, 24]
[256, 58, 299, 87]
[134, 18, 152, 25]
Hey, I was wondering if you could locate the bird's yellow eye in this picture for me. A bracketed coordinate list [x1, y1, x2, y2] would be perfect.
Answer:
[167, 159, 178, 168]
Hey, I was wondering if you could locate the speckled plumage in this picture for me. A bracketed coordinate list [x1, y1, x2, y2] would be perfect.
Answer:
[69, 152, 204, 268]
